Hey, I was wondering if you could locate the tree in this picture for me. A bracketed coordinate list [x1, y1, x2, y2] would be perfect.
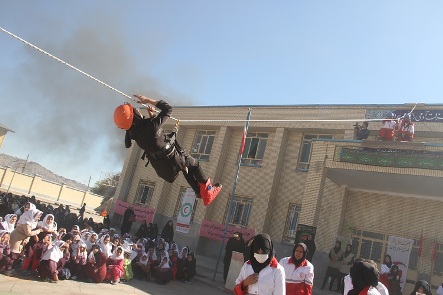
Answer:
[90, 173, 119, 198]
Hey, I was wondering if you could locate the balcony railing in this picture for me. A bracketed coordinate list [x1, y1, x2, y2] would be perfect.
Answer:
[337, 146, 443, 170]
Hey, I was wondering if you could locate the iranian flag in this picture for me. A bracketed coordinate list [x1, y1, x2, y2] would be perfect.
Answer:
[239, 124, 247, 155]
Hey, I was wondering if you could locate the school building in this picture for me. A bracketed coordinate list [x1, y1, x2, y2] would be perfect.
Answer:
[112, 103, 443, 293]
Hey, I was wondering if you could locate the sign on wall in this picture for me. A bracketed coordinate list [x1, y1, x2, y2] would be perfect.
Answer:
[114, 199, 156, 223]
[176, 188, 195, 234]
[366, 109, 443, 122]
[199, 219, 255, 242]
[386, 236, 414, 291]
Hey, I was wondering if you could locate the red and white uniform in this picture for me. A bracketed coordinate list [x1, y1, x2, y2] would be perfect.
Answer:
[279, 257, 314, 295]
[234, 258, 285, 295]
[397, 120, 414, 141]
[379, 120, 397, 141]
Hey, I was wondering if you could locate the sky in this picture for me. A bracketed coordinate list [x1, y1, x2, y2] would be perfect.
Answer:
[1, 1, 443, 185]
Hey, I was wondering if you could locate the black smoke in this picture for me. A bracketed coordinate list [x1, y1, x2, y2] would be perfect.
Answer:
[0, 9, 195, 182]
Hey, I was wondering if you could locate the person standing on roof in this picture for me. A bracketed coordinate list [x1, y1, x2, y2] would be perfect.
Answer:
[379, 113, 398, 141]
[114, 95, 222, 206]
[397, 113, 414, 142]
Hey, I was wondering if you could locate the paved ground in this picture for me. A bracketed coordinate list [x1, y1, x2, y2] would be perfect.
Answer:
[0, 253, 339, 295]
[0, 271, 342, 295]
[0, 273, 229, 295]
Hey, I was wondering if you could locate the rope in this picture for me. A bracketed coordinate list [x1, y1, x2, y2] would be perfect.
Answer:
[409, 103, 418, 114]
[0, 26, 180, 121]
[0, 27, 428, 126]
[179, 118, 386, 123]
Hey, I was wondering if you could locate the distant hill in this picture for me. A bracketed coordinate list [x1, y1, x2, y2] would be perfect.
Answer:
[0, 153, 88, 191]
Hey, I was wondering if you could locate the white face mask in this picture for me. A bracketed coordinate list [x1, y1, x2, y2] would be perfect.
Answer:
[254, 253, 269, 264]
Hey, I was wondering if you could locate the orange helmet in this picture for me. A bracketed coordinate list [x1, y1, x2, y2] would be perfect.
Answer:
[114, 103, 134, 130]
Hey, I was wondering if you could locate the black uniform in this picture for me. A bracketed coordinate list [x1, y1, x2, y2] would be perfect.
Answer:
[125, 100, 206, 195]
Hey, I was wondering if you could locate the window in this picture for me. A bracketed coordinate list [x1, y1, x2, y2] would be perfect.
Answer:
[282, 203, 301, 243]
[297, 134, 333, 170]
[227, 196, 253, 227]
[190, 130, 216, 161]
[241, 132, 268, 166]
[173, 187, 198, 222]
[352, 229, 419, 269]
[135, 181, 155, 205]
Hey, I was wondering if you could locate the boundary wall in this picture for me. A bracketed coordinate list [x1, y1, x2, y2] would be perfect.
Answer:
[0, 166, 103, 211]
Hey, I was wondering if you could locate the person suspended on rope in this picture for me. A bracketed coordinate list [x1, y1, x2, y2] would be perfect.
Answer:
[114, 94, 222, 206]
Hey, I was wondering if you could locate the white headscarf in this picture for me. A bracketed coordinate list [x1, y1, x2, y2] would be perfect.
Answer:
[71, 225, 80, 234]
[179, 246, 189, 258]
[88, 251, 96, 262]
[85, 233, 98, 252]
[15, 202, 36, 216]
[81, 231, 90, 241]
[136, 242, 145, 253]
[170, 242, 178, 252]
[122, 241, 138, 261]
[159, 252, 170, 269]
[37, 214, 57, 231]
[1, 231, 10, 247]
[0, 214, 17, 234]
[110, 246, 124, 261]
[17, 208, 42, 228]
[88, 245, 100, 263]
[70, 234, 81, 254]
[98, 234, 112, 258]
[77, 240, 88, 260]
[138, 253, 149, 266]
[41, 240, 66, 262]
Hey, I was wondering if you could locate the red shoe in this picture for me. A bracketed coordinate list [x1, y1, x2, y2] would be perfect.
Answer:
[199, 178, 222, 206]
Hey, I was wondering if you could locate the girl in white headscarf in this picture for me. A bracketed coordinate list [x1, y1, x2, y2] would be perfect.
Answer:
[69, 240, 87, 281]
[69, 235, 81, 257]
[9, 208, 42, 264]
[15, 202, 36, 218]
[85, 233, 98, 253]
[134, 252, 151, 280]
[81, 231, 91, 242]
[85, 244, 108, 283]
[105, 246, 125, 284]
[177, 246, 189, 279]
[71, 225, 80, 235]
[37, 214, 57, 233]
[98, 234, 112, 258]
[0, 214, 17, 235]
[155, 250, 172, 285]
[0, 232, 13, 273]
[38, 240, 70, 283]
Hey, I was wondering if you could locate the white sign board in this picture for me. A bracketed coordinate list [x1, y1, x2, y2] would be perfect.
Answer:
[176, 188, 195, 234]
[387, 236, 414, 291]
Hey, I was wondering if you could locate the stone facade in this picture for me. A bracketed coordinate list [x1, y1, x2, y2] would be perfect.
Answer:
[113, 103, 443, 293]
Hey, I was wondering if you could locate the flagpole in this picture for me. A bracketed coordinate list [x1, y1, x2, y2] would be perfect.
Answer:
[212, 108, 252, 282]
[430, 233, 438, 280]
[417, 229, 424, 275]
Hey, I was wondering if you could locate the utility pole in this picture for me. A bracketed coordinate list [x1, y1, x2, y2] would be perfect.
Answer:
[22, 154, 29, 173]
[81, 176, 92, 206]
[6, 166, 18, 194]
[6, 159, 20, 193]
